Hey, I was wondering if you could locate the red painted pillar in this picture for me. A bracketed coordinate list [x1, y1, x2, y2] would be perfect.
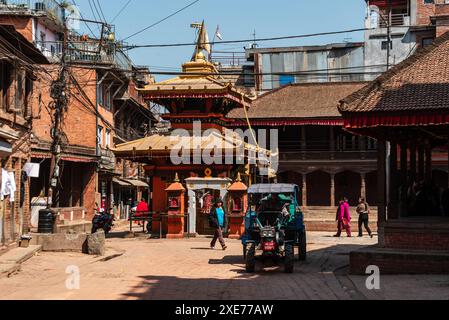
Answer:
[152, 176, 167, 233]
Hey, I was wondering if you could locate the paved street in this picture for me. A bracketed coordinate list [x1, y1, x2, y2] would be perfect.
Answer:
[0, 229, 448, 300]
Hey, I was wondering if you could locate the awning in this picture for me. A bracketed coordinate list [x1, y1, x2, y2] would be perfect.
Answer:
[0, 138, 12, 158]
[122, 179, 150, 188]
[113, 178, 132, 187]
[343, 112, 449, 129]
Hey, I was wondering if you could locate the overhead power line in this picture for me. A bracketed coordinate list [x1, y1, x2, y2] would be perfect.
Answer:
[71, 0, 96, 37]
[123, 0, 201, 41]
[111, 0, 132, 23]
[136, 70, 383, 78]
[124, 27, 369, 49]
[95, 0, 108, 23]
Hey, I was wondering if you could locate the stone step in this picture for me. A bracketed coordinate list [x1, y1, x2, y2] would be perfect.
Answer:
[55, 221, 92, 234]
[305, 220, 378, 233]
[350, 246, 449, 275]
[0, 245, 42, 279]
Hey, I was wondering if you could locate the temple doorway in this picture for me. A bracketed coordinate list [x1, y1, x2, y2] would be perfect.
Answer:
[186, 178, 232, 236]
[195, 189, 222, 235]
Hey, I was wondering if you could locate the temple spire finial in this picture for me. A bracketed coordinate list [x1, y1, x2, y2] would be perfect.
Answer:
[236, 172, 242, 182]
[174, 173, 180, 183]
[191, 20, 211, 62]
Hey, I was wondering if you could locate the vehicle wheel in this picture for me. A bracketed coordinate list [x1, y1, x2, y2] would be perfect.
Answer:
[243, 245, 247, 260]
[284, 244, 294, 273]
[245, 243, 256, 273]
[298, 230, 307, 261]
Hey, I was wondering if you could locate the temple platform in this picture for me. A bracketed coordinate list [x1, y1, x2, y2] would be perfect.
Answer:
[350, 217, 449, 274]
[304, 207, 378, 233]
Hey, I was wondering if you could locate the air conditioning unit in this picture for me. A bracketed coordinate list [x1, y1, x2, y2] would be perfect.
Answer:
[35, 2, 46, 11]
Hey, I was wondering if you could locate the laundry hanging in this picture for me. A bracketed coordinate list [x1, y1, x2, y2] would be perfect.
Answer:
[1, 169, 17, 203]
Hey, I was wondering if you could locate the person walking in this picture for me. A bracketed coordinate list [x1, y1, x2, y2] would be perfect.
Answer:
[357, 197, 373, 238]
[209, 198, 228, 251]
[334, 197, 352, 238]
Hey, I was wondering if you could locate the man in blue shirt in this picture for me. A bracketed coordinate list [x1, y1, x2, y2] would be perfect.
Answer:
[209, 198, 228, 251]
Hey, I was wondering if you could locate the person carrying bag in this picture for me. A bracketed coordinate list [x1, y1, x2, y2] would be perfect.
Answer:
[357, 197, 373, 238]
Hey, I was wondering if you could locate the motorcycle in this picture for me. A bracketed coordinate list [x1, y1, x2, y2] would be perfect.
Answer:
[92, 209, 114, 235]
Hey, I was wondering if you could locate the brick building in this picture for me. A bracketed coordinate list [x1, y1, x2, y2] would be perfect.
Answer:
[0, 1, 153, 231]
[0, 24, 48, 248]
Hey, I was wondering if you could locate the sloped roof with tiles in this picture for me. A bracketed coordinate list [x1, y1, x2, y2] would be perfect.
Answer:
[227, 82, 367, 126]
[339, 32, 449, 128]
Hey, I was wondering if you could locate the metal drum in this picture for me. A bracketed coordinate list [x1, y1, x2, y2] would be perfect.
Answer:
[38, 209, 55, 234]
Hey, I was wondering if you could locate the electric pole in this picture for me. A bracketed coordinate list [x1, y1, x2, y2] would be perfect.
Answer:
[47, 14, 69, 209]
[386, 0, 392, 70]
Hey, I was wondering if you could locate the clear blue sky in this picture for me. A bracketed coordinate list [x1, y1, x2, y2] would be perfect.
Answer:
[73, 0, 366, 81]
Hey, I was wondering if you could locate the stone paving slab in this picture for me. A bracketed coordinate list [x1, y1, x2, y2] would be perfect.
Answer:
[0, 245, 41, 279]
[0, 245, 42, 265]
[0, 231, 447, 300]
[0, 264, 20, 279]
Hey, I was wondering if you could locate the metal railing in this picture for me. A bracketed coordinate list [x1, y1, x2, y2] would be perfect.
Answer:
[34, 40, 133, 71]
[211, 51, 246, 67]
[0, 0, 65, 26]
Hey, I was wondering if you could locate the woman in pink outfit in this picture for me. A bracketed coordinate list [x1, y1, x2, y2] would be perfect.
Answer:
[334, 197, 352, 237]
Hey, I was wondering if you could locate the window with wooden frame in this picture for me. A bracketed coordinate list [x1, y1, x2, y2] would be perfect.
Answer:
[98, 83, 112, 110]
[15, 68, 25, 113]
[24, 72, 33, 118]
[0, 61, 12, 110]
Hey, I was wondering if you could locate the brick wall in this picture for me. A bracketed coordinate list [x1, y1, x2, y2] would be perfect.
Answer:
[384, 229, 449, 251]
[83, 164, 97, 220]
[435, 3, 449, 37]
[0, 153, 31, 246]
[0, 16, 34, 41]
[416, 0, 436, 26]
[350, 250, 449, 274]
[32, 67, 98, 149]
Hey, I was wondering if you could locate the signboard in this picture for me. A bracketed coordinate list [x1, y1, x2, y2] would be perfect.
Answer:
[23, 163, 41, 178]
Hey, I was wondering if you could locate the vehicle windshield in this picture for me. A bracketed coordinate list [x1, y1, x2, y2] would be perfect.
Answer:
[250, 193, 296, 213]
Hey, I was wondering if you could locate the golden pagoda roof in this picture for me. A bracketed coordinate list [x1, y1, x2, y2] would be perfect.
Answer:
[138, 53, 253, 106]
[113, 130, 271, 161]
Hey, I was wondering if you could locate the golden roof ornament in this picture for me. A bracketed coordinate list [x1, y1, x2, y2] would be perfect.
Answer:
[174, 173, 180, 183]
[236, 172, 242, 182]
[191, 20, 211, 62]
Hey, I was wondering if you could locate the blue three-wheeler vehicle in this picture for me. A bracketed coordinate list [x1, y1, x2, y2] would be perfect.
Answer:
[242, 184, 307, 273]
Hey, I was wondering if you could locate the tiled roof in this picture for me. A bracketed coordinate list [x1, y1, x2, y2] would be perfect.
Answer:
[0, 24, 49, 64]
[113, 131, 271, 156]
[340, 32, 449, 114]
[137, 59, 252, 106]
[227, 82, 368, 119]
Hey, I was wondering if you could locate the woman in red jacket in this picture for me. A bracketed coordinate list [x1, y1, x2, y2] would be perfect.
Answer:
[334, 197, 352, 238]
[135, 199, 149, 226]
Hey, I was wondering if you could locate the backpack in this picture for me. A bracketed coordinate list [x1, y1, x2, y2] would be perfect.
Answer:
[208, 211, 218, 228]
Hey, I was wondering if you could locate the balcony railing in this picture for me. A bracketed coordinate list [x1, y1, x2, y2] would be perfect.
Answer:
[34, 40, 133, 71]
[0, 0, 65, 26]
[211, 51, 247, 67]
[379, 13, 409, 28]
[279, 150, 378, 162]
